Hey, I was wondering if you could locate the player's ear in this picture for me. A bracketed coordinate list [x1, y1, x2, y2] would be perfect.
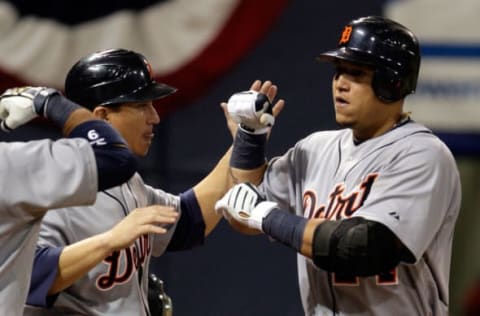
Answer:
[92, 106, 110, 121]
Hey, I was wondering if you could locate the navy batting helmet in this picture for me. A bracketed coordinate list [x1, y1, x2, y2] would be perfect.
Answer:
[65, 48, 177, 110]
[317, 16, 421, 103]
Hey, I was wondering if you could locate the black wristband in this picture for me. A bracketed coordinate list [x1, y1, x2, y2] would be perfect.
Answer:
[44, 94, 81, 128]
[262, 209, 308, 253]
[230, 128, 267, 169]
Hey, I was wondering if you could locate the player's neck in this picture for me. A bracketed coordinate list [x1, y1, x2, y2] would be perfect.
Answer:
[353, 112, 411, 144]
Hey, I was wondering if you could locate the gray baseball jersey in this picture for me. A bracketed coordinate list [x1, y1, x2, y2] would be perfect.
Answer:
[0, 138, 97, 316]
[260, 121, 461, 316]
[23, 173, 180, 316]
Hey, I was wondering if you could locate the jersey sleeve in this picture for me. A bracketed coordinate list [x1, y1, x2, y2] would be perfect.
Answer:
[0, 138, 97, 217]
[353, 135, 461, 261]
[27, 246, 63, 307]
[166, 189, 205, 251]
[27, 208, 74, 307]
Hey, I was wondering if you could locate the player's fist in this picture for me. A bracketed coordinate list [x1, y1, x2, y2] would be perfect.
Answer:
[0, 87, 38, 131]
[0, 87, 60, 131]
[215, 182, 278, 231]
[227, 90, 274, 134]
[3, 86, 60, 115]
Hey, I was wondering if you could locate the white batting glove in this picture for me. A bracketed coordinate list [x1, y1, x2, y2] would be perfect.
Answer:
[227, 90, 274, 135]
[0, 87, 59, 132]
[215, 183, 278, 231]
[0, 88, 38, 132]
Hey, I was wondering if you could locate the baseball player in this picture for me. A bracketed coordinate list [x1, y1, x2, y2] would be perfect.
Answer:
[216, 16, 462, 315]
[23, 49, 283, 315]
[0, 86, 141, 315]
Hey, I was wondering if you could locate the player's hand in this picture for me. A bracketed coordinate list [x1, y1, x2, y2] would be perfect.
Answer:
[0, 86, 59, 131]
[226, 90, 274, 134]
[221, 80, 285, 138]
[104, 205, 178, 251]
[215, 183, 278, 232]
[0, 87, 39, 131]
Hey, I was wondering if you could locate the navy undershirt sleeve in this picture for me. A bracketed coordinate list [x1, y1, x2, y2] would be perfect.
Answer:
[27, 246, 64, 307]
[167, 189, 206, 251]
[69, 120, 137, 190]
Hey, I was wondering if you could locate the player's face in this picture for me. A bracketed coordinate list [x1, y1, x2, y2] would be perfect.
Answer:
[103, 101, 160, 156]
[331, 61, 400, 141]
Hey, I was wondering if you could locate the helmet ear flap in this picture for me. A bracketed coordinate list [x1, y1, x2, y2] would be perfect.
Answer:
[372, 68, 404, 103]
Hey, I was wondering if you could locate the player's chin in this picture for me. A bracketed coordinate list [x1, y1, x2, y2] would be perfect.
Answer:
[335, 114, 354, 128]
[133, 142, 151, 157]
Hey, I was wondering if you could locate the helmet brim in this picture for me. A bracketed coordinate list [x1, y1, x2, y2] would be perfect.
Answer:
[102, 81, 177, 106]
[317, 47, 378, 67]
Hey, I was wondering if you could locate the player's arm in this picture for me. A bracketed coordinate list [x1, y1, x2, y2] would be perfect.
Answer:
[166, 147, 262, 252]
[204, 80, 285, 236]
[165, 81, 286, 250]
[216, 183, 414, 277]
[223, 80, 285, 185]
[164, 149, 233, 252]
[0, 87, 137, 190]
[301, 218, 414, 276]
[166, 136, 265, 251]
[165, 119, 268, 249]
[193, 147, 234, 236]
[27, 205, 178, 306]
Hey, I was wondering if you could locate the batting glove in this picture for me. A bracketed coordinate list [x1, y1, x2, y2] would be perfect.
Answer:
[227, 90, 274, 135]
[0, 87, 59, 132]
[215, 183, 278, 231]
